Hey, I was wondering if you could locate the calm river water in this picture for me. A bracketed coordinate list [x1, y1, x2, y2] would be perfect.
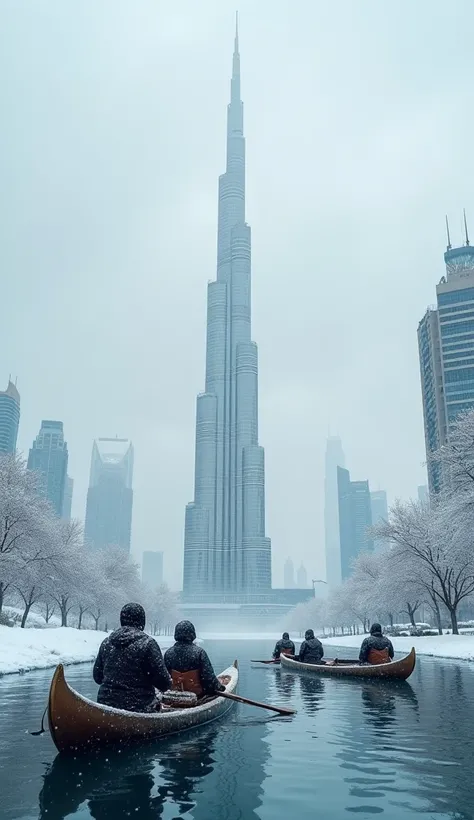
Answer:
[1, 639, 474, 820]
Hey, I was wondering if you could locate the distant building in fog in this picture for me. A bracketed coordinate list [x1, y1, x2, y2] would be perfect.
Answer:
[297, 563, 308, 588]
[142, 551, 164, 588]
[283, 557, 295, 588]
[418, 484, 429, 504]
[338, 466, 373, 580]
[324, 436, 345, 590]
[370, 490, 388, 553]
[27, 420, 68, 516]
[84, 438, 134, 552]
[62, 476, 73, 520]
[0, 380, 20, 455]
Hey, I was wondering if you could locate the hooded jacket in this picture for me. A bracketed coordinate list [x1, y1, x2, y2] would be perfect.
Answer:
[163, 620, 225, 695]
[298, 630, 324, 664]
[359, 624, 394, 664]
[93, 626, 172, 712]
[273, 633, 296, 659]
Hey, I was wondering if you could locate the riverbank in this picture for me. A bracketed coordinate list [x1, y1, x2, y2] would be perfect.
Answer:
[322, 633, 474, 661]
[0, 626, 175, 676]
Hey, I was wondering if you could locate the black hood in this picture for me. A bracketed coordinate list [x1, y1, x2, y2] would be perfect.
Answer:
[370, 623, 383, 636]
[282, 632, 290, 640]
[174, 620, 196, 643]
[108, 626, 147, 648]
[120, 603, 146, 629]
[304, 629, 315, 640]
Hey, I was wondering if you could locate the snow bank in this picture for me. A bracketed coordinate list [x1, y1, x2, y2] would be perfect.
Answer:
[322, 633, 474, 662]
[0, 627, 175, 676]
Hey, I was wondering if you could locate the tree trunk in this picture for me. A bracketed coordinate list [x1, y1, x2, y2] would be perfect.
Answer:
[93, 616, 100, 630]
[0, 581, 3, 615]
[407, 604, 416, 627]
[21, 603, 32, 628]
[388, 612, 394, 628]
[78, 609, 84, 630]
[61, 603, 67, 627]
[431, 599, 443, 635]
[449, 607, 459, 635]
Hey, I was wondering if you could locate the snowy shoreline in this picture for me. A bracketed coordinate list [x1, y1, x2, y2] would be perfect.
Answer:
[0, 626, 175, 677]
[321, 633, 474, 662]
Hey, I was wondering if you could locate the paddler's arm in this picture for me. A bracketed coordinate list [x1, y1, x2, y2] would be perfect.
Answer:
[199, 648, 225, 693]
[147, 640, 173, 692]
[93, 645, 104, 684]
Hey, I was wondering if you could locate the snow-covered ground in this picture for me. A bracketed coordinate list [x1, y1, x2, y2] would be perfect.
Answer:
[0, 626, 175, 676]
[322, 633, 474, 662]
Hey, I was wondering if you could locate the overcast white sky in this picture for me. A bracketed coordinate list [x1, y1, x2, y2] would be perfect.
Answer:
[2, 0, 473, 589]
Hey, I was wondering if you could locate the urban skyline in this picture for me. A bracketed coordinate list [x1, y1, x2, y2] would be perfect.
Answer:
[84, 437, 134, 553]
[27, 419, 68, 516]
[183, 19, 271, 602]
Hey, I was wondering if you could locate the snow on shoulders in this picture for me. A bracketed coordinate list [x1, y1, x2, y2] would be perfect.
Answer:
[0, 626, 176, 676]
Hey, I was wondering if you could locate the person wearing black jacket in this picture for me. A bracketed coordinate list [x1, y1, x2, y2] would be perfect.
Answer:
[272, 632, 296, 659]
[93, 603, 172, 712]
[164, 620, 225, 696]
[298, 629, 324, 664]
[359, 623, 394, 665]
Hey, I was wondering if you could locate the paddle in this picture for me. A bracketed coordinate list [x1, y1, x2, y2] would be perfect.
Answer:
[220, 690, 296, 716]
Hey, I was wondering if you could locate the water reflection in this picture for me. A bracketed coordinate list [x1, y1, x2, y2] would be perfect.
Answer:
[38, 727, 219, 820]
[273, 668, 296, 700]
[298, 674, 325, 714]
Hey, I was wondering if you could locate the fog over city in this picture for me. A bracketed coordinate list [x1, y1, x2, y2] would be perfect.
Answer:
[2, 0, 473, 589]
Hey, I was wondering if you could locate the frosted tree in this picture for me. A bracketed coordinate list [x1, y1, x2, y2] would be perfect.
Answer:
[46, 520, 85, 626]
[375, 498, 474, 634]
[0, 455, 61, 615]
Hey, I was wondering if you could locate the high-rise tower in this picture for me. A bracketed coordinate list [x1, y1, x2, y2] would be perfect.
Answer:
[418, 215, 474, 494]
[27, 420, 68, 516]
[183, 19, 271, 601]
[0, 380, 20, 455]
[324, 436, 345, 590]
[84, 438, 134, 552]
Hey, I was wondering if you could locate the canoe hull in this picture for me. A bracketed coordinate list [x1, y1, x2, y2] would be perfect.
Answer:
[280, 648, 416, 680]
[48, 661, 238, 754]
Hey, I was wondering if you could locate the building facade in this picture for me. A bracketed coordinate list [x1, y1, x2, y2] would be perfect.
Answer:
[62, 475, 74, 520]
[142, 551, 164, 588]
[370, 490, 388, 553]
[418, 225, 474, 493]
[297, 563, 308, 588]
[27, 420, 68, 516]
[417, 484, 429, 504]
[337, 466, 373, 580]
[324, 436, 345, 589]
[183, 21, 271, 602]
[84, 438, 134, 552]
[0, 380, 20, 455]
[283, 557, 295, 588]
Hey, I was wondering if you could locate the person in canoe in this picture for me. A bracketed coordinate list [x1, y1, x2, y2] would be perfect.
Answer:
[359, 623, 394, 665]
[164, 620, 226, 697]
[272, 632, 296, 659]
[93, 602, 172, 712]
[297, 629, 324, 664]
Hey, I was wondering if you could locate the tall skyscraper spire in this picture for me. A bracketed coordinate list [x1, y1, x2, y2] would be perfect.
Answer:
[183, 19, 271, 601]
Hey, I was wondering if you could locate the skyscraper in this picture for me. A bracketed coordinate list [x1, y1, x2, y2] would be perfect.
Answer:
[418, 484, 429, 504]
[283, 557, 295, 588]
[297, 563, 308, 588]
[142, 551, 164, 587]
[84, 438, 134, 552]
[418, 216, 474, 493]
[27, 420, 68, 516]
[183, 19, 271, 602]
[62, 475, 74, 520]
[324, 436, 345, 590]
[370, 490, 388, 553]
[337, 466, 373, 580]
[0, 380, 20, 455]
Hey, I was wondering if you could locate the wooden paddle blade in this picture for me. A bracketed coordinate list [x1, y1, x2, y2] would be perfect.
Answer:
[250, 659, 279, 664]
[220, 690, 296, 716]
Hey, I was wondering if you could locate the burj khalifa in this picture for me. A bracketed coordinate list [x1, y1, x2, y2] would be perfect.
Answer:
[183, 18, 271, 602]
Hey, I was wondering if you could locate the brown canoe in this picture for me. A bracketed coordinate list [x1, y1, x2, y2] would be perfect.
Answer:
[280, 648, 416, 680]
[48, 661, 239, 754]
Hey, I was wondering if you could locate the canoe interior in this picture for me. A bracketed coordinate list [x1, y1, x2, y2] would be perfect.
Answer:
[48, 660, 239, 754]
[280, 648, 416, 681]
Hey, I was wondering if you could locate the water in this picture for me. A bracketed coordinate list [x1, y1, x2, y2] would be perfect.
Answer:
[1, 640, 474, 820]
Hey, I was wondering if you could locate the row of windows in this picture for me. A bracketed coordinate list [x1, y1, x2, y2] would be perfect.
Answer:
[445, 383, 474, 396]
[439, 303, 474, 316]
[438, 287, 474, 306]
[441, 320, 474, 337]
[444, 357, 474, 369]
[440, 310, 474, 325]
[445, 366, 474, 383]
[442, 340, 474, 353]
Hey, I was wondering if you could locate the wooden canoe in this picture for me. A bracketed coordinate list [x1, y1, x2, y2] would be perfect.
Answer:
[280, 648, 416, 680]
[48, 661, 239, 754]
